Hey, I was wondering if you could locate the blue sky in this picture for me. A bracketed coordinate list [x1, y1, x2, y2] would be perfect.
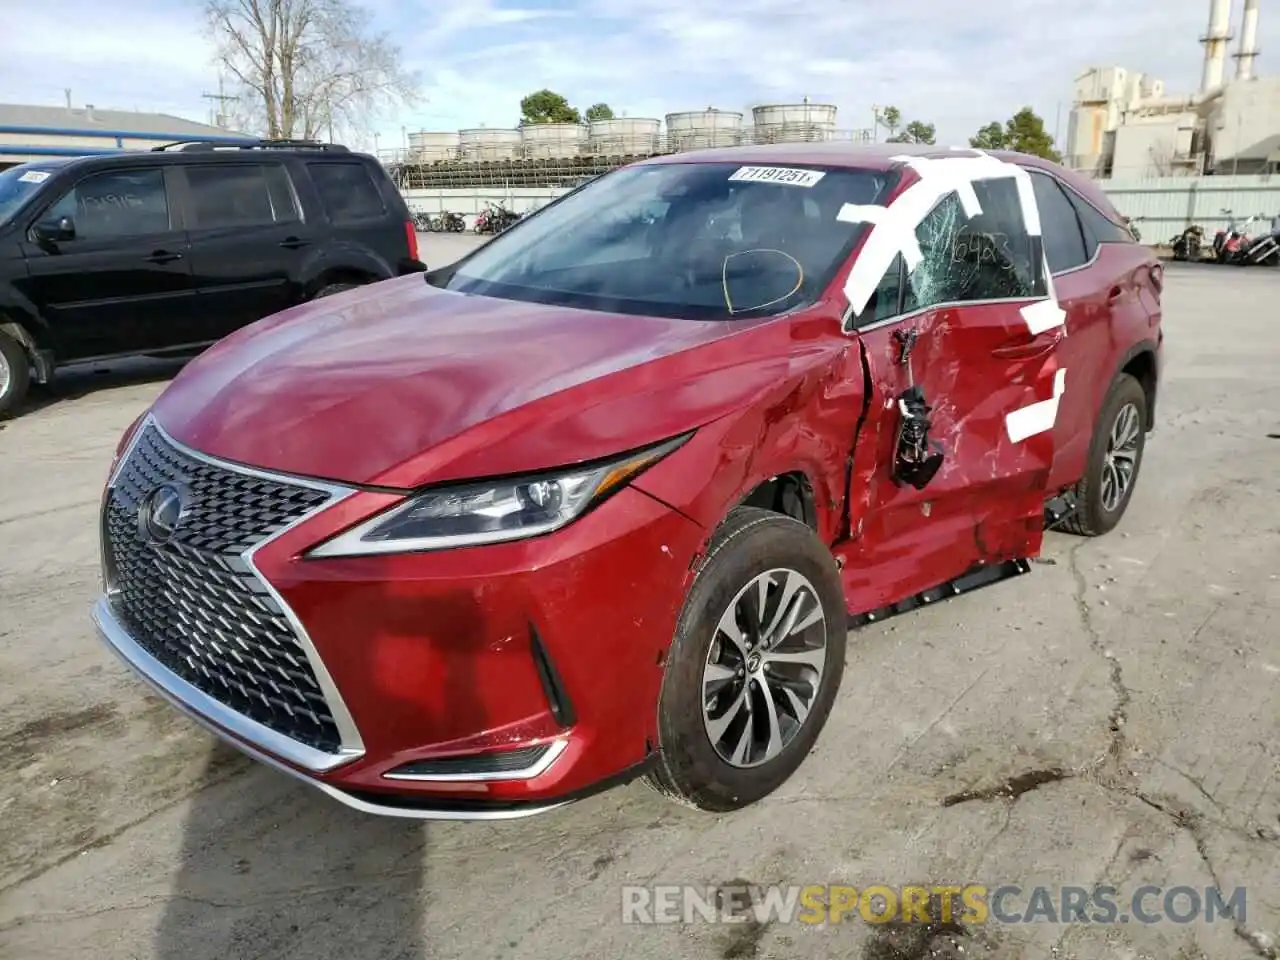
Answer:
[1, 0, 1277, 151]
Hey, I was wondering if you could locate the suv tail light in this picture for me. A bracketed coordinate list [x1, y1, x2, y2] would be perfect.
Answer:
[404, 220, 419, 262]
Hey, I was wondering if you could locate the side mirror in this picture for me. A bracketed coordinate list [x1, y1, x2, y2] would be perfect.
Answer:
[33, 216, 76, 245]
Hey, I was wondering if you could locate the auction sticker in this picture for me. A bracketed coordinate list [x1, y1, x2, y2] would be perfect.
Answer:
[728, 166, 825, 187]
[18, 170, 50, 184]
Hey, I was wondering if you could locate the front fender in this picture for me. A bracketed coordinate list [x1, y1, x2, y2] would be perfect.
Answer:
[0, 293, 55, 352]
[632, 341, 867, 548]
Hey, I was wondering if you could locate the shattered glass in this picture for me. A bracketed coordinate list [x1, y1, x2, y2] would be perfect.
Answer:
[904, 179, 1041, 313]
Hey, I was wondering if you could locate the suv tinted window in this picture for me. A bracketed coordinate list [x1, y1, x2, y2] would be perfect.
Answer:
[186, 164, 299, 228]
[307, 161, 385, 223]
[1030, 172, 1089, 273]
[1065, 189, 1131, 251]
[902, 178, 1042, 313]
[44, 169, 170, 239]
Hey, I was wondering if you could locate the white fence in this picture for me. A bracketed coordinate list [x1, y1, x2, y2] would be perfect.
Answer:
[406, 175, 1280, 239]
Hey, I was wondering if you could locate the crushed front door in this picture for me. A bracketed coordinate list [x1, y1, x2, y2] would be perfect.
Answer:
[835, 153, 1066, 612]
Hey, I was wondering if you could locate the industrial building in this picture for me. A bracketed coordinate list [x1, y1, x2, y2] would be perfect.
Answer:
[393, 102, 864, 190]
[0, 99, 251, 170]
[1066, 0, 1280, 177]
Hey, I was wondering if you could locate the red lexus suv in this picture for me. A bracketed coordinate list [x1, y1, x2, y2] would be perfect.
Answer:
[94, 144, 1163, 819]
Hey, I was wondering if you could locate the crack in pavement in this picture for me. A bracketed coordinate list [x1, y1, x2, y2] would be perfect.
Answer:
[941, 542, 1278, 958]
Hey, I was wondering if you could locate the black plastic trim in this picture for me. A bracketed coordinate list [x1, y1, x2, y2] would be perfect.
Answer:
[530, 622, 576, 728]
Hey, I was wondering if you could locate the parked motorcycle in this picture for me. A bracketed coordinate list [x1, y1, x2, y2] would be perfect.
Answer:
[1214, 213, 1264, 265]
[1124, 216, 1143, 242]
[474, 201, 521, 235]
[1170, 224, 1205, 262]
[411, 210, 433, 231]
[440, 210, 465, 233]
[1234, 218, 1280, 266]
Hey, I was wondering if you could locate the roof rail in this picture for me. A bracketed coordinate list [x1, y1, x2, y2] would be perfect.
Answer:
[150, 138, 349, 153]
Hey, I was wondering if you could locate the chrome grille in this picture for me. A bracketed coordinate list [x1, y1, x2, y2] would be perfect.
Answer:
[102, 423, 343, 753]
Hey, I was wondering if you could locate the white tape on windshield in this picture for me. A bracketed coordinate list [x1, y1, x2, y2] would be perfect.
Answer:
[1005, 368, 1067, 442]
[729, 166, 825, 187]
[18, 170, 49, 184]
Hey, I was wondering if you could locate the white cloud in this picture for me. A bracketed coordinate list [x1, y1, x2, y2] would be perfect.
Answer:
[1, 0, 1276, 152]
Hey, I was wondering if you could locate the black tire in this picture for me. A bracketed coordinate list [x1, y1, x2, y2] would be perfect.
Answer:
[313, 282, 358, 299]
[0, 330, 31, 419]
[644, 506, 847, 812]
[1061, 373, 1148, 537]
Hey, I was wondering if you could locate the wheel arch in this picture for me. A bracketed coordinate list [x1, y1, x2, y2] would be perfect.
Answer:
[1115, 340, 1159, 430]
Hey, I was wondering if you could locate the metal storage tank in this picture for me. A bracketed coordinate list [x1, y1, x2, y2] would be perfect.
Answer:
[664, 109, 744, 151]
[519, 122, 587, 159]
[587, 117, 661, 155]
[752, 103, 837, 143]
[458, 127, 521, 161]
[407, 130, 460, 162]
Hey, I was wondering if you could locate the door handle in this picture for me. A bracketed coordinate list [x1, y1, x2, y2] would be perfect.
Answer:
[279, 237, 311, 249]
[992, 329, 1064, 361]
[145, 250, 183, 264]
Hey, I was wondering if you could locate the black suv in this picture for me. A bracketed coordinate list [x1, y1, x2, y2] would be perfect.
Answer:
[0, 139, 423, 416]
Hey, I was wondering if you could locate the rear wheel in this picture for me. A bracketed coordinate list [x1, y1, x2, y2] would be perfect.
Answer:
[0, 330, 31, 419]
[645, 507, 847, 812]
[1062, 373, 1147, 537]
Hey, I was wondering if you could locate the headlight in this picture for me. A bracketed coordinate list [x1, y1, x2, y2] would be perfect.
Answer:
[308, 433, 690, 558]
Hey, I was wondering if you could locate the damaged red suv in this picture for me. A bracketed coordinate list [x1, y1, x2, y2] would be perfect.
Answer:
[94, 144, 1162, 819]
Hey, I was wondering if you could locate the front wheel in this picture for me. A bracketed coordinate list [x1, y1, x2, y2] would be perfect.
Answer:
[644, 507, 847, 812]
[0, 330, 31, 419]
[1061, 373, 1147, 537]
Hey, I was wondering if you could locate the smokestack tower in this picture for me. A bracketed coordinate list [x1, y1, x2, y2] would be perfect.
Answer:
[1233, 0, 1261, 81]
[1200, 0, 1234, 93]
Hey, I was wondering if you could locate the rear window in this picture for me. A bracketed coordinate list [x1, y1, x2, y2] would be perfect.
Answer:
[186, 163, 299, 228]
[306, 161, 386, 223]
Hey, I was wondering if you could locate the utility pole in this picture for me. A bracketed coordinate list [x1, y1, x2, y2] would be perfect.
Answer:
[202, 75, 239, 129]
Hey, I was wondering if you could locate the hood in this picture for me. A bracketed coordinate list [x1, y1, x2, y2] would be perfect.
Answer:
[152, 275, 797, 488]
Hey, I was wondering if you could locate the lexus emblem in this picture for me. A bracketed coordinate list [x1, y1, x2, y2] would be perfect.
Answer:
[139, 485, 185, 543]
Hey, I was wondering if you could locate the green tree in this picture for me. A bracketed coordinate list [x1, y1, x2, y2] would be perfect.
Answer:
[894, 120, 936, 144]
[584, 102, 614, 121]
[969, 121, 1009, 150]
[877, 105, 901, 139]
[1003, 106, 1060, 161]
[520, 89, 581, 124]
[970, 107, 1060, 161]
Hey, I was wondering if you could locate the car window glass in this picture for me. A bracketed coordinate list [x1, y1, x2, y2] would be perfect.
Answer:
[186, 165, 277, 228]
[1030, 172, 1089, 273]
[902, 177, 1043, 312]
[1066, 189, 1129, 248]
[860, 253, 905, 325]
[44, 169, 170, 240]
[307, 161, 385, 222]
[437, 163, 895, 321]
[263, 165, 300, 222]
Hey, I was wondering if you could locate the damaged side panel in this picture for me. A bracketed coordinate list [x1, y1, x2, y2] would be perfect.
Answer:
[833, 155, 1063, 614]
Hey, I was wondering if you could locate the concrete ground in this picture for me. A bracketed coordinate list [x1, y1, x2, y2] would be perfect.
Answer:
[0, 242, 1277, 960]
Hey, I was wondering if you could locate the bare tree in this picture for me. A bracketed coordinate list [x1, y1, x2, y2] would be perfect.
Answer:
[206, 0, 419, 141]
[1147, 140, 1177, 177]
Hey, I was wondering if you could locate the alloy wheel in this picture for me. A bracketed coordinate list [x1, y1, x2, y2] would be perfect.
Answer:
[1101, 402, 1141, 513]
[702, 568, 828, 768]
[0, 349, 10, 399]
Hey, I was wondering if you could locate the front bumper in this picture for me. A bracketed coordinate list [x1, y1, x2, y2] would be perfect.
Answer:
[95, 422, 707, 819]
